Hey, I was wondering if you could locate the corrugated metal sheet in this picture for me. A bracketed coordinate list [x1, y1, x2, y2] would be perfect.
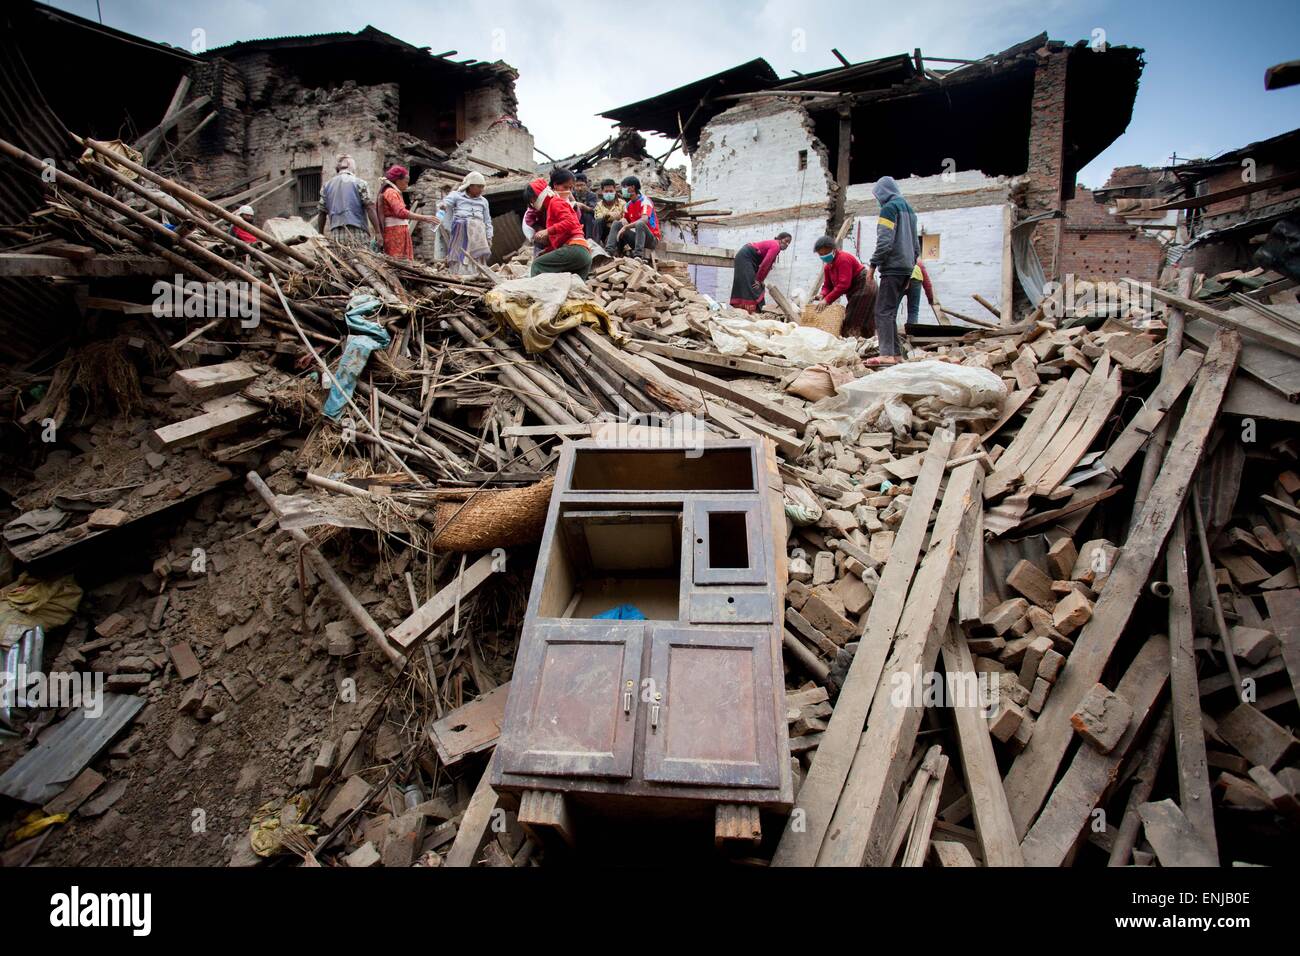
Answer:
[0, 692, 143, 805]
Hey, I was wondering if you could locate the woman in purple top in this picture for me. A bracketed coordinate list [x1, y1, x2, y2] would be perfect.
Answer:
[729, 232, 792, 312]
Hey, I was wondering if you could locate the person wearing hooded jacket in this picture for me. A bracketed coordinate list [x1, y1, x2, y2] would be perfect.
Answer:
[527, 169, 593, 280]
[865, 175, 919, 364]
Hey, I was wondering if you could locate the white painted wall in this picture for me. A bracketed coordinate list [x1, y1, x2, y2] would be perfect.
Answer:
[691, 105, 831, 306]
[843, 202, 1009, 321]
[689, 217, 829, 305]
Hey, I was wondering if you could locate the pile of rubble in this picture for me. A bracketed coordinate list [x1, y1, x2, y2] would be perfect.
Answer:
[1, 130, 1299, 869]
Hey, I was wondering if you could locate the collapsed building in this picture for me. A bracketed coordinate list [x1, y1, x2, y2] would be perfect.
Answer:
[602, 35, 1144, 319]
[1, 1, 1300, 873]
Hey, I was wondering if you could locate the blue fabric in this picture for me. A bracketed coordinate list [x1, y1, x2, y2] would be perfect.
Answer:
[593, 604, 646, 620]
[323, 295, 390, 420]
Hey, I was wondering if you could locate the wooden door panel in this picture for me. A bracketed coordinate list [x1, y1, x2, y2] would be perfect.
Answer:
[643, 627, 779, 788]
[500, 622, 643, 778]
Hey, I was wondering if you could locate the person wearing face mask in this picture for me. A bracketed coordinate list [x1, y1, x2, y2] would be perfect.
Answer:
[592, 178, 624, 246]
[526, 169, 593, 280]
[729, 232, 792, 313]
[571, 173, 599, 240]
[605, 175, 659, 259]
[812, 236, 877, 338]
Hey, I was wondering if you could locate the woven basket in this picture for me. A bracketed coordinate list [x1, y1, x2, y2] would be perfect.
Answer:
[427, 476, 555, 552]
[799, 302, 845, 336]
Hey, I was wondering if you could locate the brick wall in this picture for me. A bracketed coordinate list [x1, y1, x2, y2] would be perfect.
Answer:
[1059, 189, 1165, 284]
[1024, 48, 1069, 280]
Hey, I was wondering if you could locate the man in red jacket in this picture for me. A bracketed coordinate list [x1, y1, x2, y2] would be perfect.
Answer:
[527, 170, 593, 280]
[812, 236, 877, 338]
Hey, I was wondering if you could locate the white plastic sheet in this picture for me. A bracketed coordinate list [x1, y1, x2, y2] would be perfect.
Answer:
[707, 315, 860, 366]
[811, 360, 1007, 441]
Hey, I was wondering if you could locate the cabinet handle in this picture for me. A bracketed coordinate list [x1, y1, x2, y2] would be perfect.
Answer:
[651, 693, 662, 731]
[622, 680, 633, 716]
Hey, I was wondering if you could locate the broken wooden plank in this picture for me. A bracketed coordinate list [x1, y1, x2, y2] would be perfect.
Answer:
[388, 553, 498, 650]
[1166, 514, 1218, 856]
[1003, 330, 1240, 836]
[1138, 799, 1218, 867]
[1019, 634, 1169, 866]
[819, 461, 984, 866]
[772, 431, 954, 867]
[444, 750, 501, 867]
[640, 349, 809, 432]
[169, 361, 259, 402]
[1262, 589, 1300, 706]
[149, 395, 262, 451]
[428, 682, 509, 766]
[940, 624, 1024, 866]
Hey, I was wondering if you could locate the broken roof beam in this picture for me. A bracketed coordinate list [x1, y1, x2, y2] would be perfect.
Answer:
[0, 253, 173, 277]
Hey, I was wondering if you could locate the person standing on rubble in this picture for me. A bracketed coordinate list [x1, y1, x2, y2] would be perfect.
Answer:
[437, 170, 494, 275]
[904, 259, 942, 325]
[592, 178, 625, 246]
[605, 175, 659, 259]
[812, 236, 876, 338]
[378, 165, 439, 260]
[729, 232, 792, 312]
[527, 169, 593, 280]
[316, 155, 382, 248]
[865, 175, 920, 365]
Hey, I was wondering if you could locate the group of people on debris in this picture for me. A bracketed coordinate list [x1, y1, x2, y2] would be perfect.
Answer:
[295, 153, 934, 364]
[305, 154, 659, 281]
[728, 176, 937, 365]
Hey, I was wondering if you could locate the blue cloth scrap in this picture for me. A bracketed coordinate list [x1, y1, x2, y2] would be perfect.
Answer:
[323, 294, 390, 420]
[593, 604, 646, 620]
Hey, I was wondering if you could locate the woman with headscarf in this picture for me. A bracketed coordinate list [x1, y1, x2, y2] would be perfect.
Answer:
[378, 165, 437, 260]
[729, 232, 792, 312]
[437, 170, 494, 275]
[526, 169, 592, 280]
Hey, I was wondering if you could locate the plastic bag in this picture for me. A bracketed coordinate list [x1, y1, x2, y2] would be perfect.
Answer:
[811, 360, 1006, 441]
[786, 364, 857, 402]
[836, 360, 1007, 409]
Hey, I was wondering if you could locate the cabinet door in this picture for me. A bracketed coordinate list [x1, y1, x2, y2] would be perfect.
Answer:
[642, 627, 779, 788]
[499, 621, 643, 779]
[691, 499, 767, 586]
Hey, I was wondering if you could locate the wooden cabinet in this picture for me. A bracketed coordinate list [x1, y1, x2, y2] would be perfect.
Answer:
[493, 438, 792, 823]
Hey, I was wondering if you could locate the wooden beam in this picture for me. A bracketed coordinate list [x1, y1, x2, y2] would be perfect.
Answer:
[940, 624, 1025, 865]
[1166, 513, 1219, 857]
[169, 361, 258, 402]
[444, 751, 500, 867]
[1148, 169, 1300, 211]
[1019, 633, 1170, 866]
[0, 253, 173, 277]
[149, 395, 262, 451]
[638, 350, 809, 433]
[1002, 330, 1240, 836]
[819, 461, 984, 866]
[633, 340, 788, 379]
[772, 431, 954, 867]
[656, 240, 736, 268]
[388, 552, 499, 650]
[1122, 279, 1300, 360]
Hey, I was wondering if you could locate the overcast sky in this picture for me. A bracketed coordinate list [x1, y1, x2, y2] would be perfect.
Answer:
[50, 0, 1300, 187]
